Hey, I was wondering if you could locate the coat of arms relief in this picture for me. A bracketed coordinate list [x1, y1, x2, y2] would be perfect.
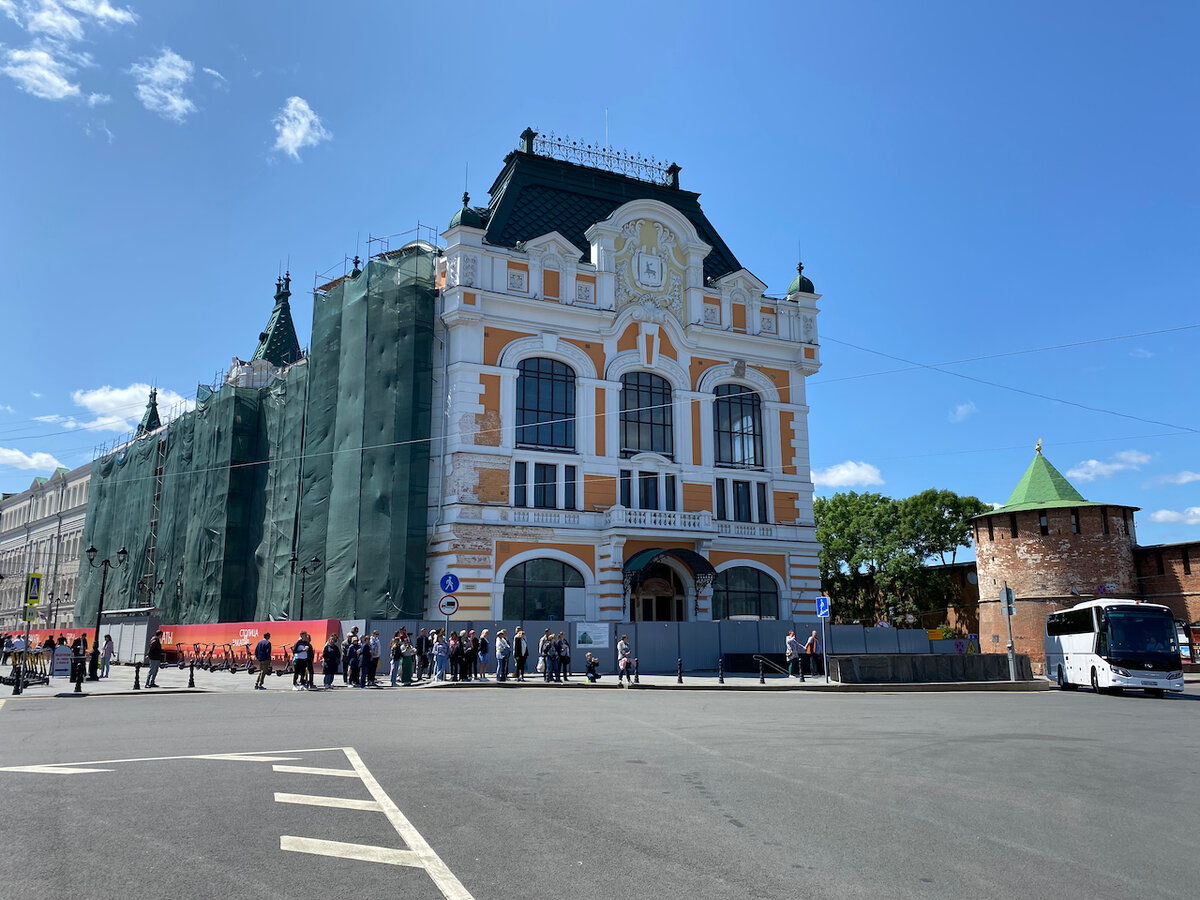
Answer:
[615, 218, 685, 321]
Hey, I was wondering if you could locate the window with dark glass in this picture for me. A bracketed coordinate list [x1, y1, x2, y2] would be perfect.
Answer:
[502, 559, 584, 620]
[1071, 508, 1080, 534]
[533, 463, 556, 509]
[564, 465, 577, 511]
[987, 517, 994, 541]
[715, 478, 727, 520]
[665, 474, 677, 512]
[639, 471, 658, 510]
[619, 469, 631, 507]
[1183, 546, 1191, 576]
[1156, 551, 1165, 575]
[733, 481, 752, 523]
[714, 384, 763, 468]
[620, 372, 673, 457]
[1039, 510, 1049, 536]
[1009, 514, 1018, 538]
[514, 461, 528, 507]
[756, 483, 769, 524]
[516, 358, 576, 450]
[1101, 507, 1109, 535]
[711, 566, 779, 620]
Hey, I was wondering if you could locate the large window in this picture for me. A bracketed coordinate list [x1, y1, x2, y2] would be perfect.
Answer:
[711, 567, 779, 620]
[620, 372, 673, 458]
[714, 478, 770, 523]
[517, 358, 576, 450]
[714, 384, 763, 468]
[502, 559, 584, 620]
[513, 461, 578, 511]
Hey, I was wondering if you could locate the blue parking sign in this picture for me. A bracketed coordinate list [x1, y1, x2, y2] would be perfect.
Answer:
[816, 596, 830, 618]
[440, 573, 460, 594]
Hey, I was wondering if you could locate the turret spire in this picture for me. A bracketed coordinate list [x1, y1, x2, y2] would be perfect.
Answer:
[252, 271, 302, 367]
[136, 387, 161, 436]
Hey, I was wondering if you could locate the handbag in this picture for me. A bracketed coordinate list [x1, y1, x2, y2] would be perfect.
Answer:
[536, 658, 544, 673]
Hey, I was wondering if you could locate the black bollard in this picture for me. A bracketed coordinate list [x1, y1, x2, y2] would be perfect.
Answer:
[718, 657, 724, 684]
[74, 664, 83, 693]
[12, 662, 22, 695]
[677, 657, 683, 684]
[133, 662, 141, 691]
[633, 658, 640, 684]
[759, 659, 765, 684]
[188, 662, 195, 688]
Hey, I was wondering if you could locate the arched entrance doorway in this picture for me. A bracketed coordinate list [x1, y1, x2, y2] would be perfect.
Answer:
[633, 563, 686, 622]
[622, 548, 717, 622]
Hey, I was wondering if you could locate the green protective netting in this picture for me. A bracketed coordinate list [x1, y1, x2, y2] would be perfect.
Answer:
[77, 246, 436, 626]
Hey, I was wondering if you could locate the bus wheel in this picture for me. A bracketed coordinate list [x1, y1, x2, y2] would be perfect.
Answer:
[1057, 666, 1075, 691]
[1147, 688, 1165, 699]
[1090, 667, 1103, 694]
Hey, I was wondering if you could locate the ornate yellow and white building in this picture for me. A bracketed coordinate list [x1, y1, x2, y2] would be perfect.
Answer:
[425, 129, 823, 623]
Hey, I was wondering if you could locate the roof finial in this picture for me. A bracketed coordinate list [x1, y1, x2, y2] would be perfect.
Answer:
[1036, 438, 1043, 454]
[462, 191, 470, 208]
[797, 260, 804, 276]
[351, 255, 362, 278]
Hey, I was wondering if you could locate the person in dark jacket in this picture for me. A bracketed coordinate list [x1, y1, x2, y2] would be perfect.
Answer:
[465, 629, 479, 681]
[556, 632, 571, 681]
[346, 637, 361, 687]
[513, 628, 529, 682]
[321, 634, 340, 689]
[254, 632, 273, 690]
[414, 628, 429, 681]
[146, 630, 163, 687]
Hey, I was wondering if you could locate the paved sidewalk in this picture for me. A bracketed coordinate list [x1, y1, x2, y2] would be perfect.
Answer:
[5, 662, 1055, 698]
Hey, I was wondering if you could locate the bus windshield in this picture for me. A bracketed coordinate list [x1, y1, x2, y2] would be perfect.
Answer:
[1102, 609, 1179, 663]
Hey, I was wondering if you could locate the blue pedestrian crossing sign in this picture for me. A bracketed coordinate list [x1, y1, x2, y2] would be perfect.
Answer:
[26, 573, 43, 603]
[816, 596, 830, 618]
[439, 573, 460, 594]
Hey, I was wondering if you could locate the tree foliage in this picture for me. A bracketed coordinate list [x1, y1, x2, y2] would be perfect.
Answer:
[814, 488, 989, 624]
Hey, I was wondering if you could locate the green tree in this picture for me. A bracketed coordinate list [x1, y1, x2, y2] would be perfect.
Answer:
[900, 488, 991, 564]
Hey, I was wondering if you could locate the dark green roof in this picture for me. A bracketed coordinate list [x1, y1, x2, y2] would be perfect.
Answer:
[253, 275, 302, 368]
[483, 149, 741, 283]
[787, 273, 815, 294]
[136, 388, 161, 436]
[988, 451, 1100, 514]
[449, 191, 487, 230]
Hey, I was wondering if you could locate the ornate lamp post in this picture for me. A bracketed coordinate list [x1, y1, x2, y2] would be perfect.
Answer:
[85, 545, 127, 680]
[289, 553, 321, 621]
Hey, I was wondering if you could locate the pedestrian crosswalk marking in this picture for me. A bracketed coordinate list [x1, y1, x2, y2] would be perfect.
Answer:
[274, 792, 381, 811]
[272, 764, 359, 778]
[280, 836, 423, 867]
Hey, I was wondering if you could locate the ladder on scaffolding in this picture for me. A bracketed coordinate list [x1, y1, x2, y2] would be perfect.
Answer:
[142, 437, 166, 602]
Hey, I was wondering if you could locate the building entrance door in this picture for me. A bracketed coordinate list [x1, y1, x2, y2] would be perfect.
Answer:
[633, 564, 685, 622]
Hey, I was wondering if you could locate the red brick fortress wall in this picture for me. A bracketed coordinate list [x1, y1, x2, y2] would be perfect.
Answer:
[1135, 542, 1200, 624]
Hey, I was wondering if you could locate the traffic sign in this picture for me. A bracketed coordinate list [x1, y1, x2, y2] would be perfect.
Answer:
[439, 573, 460, 594]
[1000, 586, 1015, 616]
[816, 596, 830, 618]
[26, 573, 43, 603]
[438, 595, 459, 617]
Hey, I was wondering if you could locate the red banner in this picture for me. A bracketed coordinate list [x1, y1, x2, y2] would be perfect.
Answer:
[161, 619, 342, 657]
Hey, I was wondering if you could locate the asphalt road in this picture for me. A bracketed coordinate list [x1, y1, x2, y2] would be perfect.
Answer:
[0, 684, 1196, 899]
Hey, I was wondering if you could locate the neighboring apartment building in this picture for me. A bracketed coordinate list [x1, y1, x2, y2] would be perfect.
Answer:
[428, 129, 824, 622]
[0, 463, 91, 630]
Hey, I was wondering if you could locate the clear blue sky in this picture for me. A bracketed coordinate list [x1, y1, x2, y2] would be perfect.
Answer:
[2, 0, 1197, 548]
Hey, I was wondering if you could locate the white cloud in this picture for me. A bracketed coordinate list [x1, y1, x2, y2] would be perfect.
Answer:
[36, 383, 192, 433]
[812, 460, 884, 488]
[1066, 449, 1150, 482]
[85, 90, 108, 105]
[1158, 471, 1200, 486]
[2, 45, 81, 99]
[949, 401, 977, 423]
[62, 0, 136, 28]
[201, 66, 226, 83]
[129, 48, 196, 122]
[1148, 508, 1200, 526]
[25, 1, 84, 41]
[0, 403, 14, 414]
[0, 447, 64, 471]
[272, 95, 330, 160]
[1129, 347, 1153, 359]
[30, 391, 42, 399]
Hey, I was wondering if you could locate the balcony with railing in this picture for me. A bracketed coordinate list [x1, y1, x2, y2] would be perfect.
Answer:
[603, 507, 715, 532]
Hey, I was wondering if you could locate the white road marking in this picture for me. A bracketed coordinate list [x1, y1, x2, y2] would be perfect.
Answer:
[272, 764, 359, 778]
[274, 792, 381, 811]
[280, 836, 423, 867]
[0, 746, 347, 775]
[0, 700, 6, 712]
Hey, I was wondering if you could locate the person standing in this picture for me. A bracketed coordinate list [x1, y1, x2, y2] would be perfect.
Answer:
[254, 632, 273, 689]
[556, 631, 571, 681]
[477, 629, 490, 681]
[368, 631, 382, 686]
[146, 630, 163, 687]
[513, 628, 529, 681]
[804, 630, 820, 677]
[415, 628, 429, 681]
[389, 634, 404, 687]
[100, 634, 114, 678]
[341, 627, 359, 683]
[465, 629, 479, 681]
[346, 636, 361, 687]
[321, 633, 340, 689]
[292, 632, 314, 690]
[617, 633, 633, 685]
[433, 630, 449, 681]
[785, 629, 804, 680]
[494, 630, 511, 682]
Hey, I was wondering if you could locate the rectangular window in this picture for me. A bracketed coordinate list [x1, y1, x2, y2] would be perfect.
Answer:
[1156, 551, 1165, 576]
[1071, 508, 1080, 534]
[756, 482, 769, 523]
[1183, 546, 1191, 576]
[1009, 513, 1018, 538]
[987, 517, 994, 541]
[564, 465, 577, 511]
[665, 474, 677, 512]
[733, 481, 752, 523]
[1101, 507, 1109, 535]
[715, 478, 727, 521]
[1039, 510, 1049, 536]
[534, 463, 556, 509]
[514, 461, 527, 507]
[619, 470, 631, 508]
[639, 471, 658, 511]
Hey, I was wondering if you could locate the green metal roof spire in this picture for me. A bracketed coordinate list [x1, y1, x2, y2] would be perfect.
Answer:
[787, 259, 815, 295]
[252, 272, 302, 367]
[136, 387, 161, 436]
[994, 441, 1090, 513]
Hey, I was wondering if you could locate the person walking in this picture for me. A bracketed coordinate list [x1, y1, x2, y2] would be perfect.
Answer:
[415, 628, 429, 681]
[389, 634, 404, 687]
[100, 634, 114, 678]
[494, 629, 511, 682]
[477, 629, 490, 681]
[321, 633, 340, 689]
[556, 631, 571, 681]
[617, 633, 633, 685]
[146, 630, 163, 687]
[254, 632, 273, 689]
[785, 629, 803, 679]
[433, 629, 449, 681]
[513, 628, 528, 681]
[804, 630, 820, 677]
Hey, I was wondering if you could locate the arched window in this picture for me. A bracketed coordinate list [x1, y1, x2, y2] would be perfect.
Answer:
[713, 384, 763, 468]
[711, 567, 779, 620]
[503, 559, 585, 620]
[620, 372, 673, 458]
[516, 358, 576, 450]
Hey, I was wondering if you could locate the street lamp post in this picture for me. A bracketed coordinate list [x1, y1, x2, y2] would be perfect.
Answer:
[85, 545, 127, 680]
[289, 553, 321, 622]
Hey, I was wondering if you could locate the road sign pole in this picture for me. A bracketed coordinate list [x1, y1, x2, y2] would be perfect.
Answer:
[1003, 581, 1017, 682]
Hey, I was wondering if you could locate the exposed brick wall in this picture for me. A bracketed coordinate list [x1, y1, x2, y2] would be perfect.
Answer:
[978, 598, 1059, 674]
[975, 505, 1137, 601]
[1135, 542, 1200, 624]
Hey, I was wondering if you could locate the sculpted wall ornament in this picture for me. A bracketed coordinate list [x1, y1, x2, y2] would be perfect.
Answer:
[703, 304, 720, 323]
[801, 315, 815, 343]
[462, 254, 477, 288]
[614, 218, 685, 322]
[760, 314, 777, 334]
[575, 281, 594, 303]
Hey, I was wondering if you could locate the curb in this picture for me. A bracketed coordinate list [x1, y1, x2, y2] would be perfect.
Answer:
[416, 679, 1055, 693]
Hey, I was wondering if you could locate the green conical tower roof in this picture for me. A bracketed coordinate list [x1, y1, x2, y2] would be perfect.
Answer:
[252, 273, 302, 367]
[990, 441, 1105, 514]
[136, 388, 161, 436]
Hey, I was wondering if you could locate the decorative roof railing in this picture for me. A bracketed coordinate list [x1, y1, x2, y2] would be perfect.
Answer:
[532, 131, 672, 185]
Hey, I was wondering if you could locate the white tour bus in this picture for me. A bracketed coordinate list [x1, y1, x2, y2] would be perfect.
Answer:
[1045, 599, 1184, 697]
